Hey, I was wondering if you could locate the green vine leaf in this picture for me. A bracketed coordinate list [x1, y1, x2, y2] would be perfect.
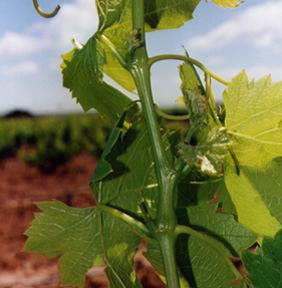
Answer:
[212, 0, 243, 8]
[91, 120, 177, 218]
[92, 104, 138, 182]
[96, 0, 135, 91]
[178, 203, 256, 252]
[147, 203, 256, 288]
[177, 179, 237, 217]
[144, 0, 201, 31]
[24, 201, 141, 288]
[94, 0, 201, 91]
[61, 36, 132, 124]
[242, 229, 282, 288]
[224, 72, 282, 237]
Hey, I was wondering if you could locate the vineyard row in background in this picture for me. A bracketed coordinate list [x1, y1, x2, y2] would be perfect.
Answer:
[0, 109, 186, 170]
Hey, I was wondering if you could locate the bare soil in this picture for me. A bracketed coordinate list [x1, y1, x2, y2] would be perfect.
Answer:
[0, 153, 164, 288]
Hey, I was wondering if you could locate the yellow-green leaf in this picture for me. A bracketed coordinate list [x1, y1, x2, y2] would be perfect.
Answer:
[212, 0, 243, 8]
[225, 159, 281, 237]
[224, 71, 282, 168]
[95, 0, 201, 91]
[224, 72, 282, 237]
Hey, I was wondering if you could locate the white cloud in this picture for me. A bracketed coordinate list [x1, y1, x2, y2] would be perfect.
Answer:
[0, 61, 39, 77]
[0, 32, 47, 56]
[33, 0, 98, 51]
[189, 1, 282, 51]
[0, 0, 98, 57]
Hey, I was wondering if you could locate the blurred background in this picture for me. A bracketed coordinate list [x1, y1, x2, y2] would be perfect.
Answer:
[0, 0, 281, 287]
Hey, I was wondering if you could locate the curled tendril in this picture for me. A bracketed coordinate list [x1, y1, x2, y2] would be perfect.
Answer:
[32, 0, 60, 18]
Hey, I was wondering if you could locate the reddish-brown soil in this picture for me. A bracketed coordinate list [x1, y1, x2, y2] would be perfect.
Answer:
[0, 153, 164, 288]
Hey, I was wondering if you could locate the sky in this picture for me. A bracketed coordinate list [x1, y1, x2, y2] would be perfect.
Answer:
[1, 0, 282, 115]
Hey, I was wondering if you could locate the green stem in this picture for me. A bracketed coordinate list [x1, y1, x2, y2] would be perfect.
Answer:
[176, 225, 246, 286]
[130, 1, 180, 287]
[97, 204, 152, 239]
[156, 107, 190, 121]
[205, 73, 216, 109]
[149, 54, 229, 86]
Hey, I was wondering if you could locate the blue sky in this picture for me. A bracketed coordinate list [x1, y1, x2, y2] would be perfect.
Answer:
[1, 0, 282, 114]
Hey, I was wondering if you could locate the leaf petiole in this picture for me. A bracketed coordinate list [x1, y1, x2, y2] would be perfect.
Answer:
[97, 204, 153, 239]
[97, 34, 128, 68]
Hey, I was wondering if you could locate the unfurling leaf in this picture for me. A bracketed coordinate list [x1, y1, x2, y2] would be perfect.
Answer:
[179, 62, 228, 177]
[179, 127, 230, 177]
[179, 62, 207, 142]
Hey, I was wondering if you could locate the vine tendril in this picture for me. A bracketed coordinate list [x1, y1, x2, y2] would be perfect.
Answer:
[32, 0, 60, 18]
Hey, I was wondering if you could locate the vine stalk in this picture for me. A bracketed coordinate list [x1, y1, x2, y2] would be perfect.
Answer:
[129, 1, 180, 287]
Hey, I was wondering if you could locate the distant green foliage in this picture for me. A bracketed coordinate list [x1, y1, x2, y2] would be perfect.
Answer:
[0, 114, 109, 169]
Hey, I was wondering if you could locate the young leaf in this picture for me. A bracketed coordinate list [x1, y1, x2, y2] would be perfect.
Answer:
[179, 127, 229, 177]
[224, 72, 282, 236]
[24, 201, 141, 288]
[212, 0, 243, 8]
[179, 62, 205, 107]
[179, 62, 207, 145]
[146, 203, 256, 288]
[178, 63, 228, 177]
[61, 36, 132, 124]
[242, 229, 282, 288]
